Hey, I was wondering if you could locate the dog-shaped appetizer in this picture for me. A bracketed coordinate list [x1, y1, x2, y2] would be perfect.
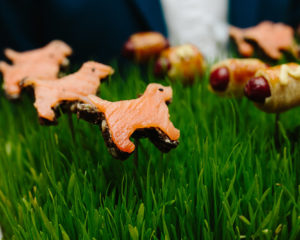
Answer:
[21, 61, 114, 124]
[77, 83, 180, 159]
[0, 40, 72, 99]
[230, 21, 298, 60]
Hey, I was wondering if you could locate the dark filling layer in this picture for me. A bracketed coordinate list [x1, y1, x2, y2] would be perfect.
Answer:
[38, 100, 79, 125]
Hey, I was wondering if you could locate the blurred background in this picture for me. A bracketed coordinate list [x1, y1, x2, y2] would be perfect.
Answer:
[0, 0, 299, 62]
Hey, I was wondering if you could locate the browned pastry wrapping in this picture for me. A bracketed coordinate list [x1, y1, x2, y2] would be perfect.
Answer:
[210, 58, 268, 97]
[246, 63, 300, 113]
[123, 32, 169, 62]
[155, 44, 205, 84]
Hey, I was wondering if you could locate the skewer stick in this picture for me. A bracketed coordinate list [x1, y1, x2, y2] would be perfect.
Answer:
[160, 152, 164, 171]
[134, 138, 139, 168]
[275, 113, 280, 148]
[68, 112, 75, 142]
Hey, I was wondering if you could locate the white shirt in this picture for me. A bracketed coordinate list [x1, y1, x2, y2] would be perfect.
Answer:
[161, 0, 229, 60]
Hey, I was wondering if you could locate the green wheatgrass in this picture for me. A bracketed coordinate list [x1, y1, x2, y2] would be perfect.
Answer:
[0, 61, 299, 239]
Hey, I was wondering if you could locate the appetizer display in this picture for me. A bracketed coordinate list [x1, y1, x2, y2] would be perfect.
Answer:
[230, 21, 298, 60]
[122, 32, 169, 62]
[77, 83, 180, 159]
[244, 63, 300, 113]
[154, 44, 205, 84]
[209, 58, 268, 97]
[0, 40, 72, 99]
[21, 61, 113, 124]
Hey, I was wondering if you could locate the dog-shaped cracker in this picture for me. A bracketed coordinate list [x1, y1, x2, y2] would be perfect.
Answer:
[76, 83, 180, 159]
[230, 21, 297, 60]
[21, 61, 114, 124]
[0, 40, 72, 99]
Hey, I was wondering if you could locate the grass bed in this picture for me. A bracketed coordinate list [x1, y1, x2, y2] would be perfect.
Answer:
[0, 61, 300, 239]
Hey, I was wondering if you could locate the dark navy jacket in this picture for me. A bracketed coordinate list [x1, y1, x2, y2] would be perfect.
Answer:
[229, 0, 300, 28]
[1, 0, 299, 62]
[0, 0, 168, 62]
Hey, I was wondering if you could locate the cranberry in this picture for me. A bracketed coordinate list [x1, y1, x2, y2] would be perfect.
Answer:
[244, 76, 271, 103]
[210, 67, 230, 91]
[154, 58, 171, 77]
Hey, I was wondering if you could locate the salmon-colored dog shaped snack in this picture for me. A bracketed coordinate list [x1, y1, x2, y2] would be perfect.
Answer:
[230, 21, 297, 60]
[0, 40, 72, 99]
[21, 61, 114, 124]
[77, 83, 180, 159]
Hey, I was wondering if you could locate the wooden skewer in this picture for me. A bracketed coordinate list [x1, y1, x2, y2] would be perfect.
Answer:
[68, 112, 75, 142]
[0, 226, 3, 240]
[134, 138, 139, 168]
[275, 113, 280, 148]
